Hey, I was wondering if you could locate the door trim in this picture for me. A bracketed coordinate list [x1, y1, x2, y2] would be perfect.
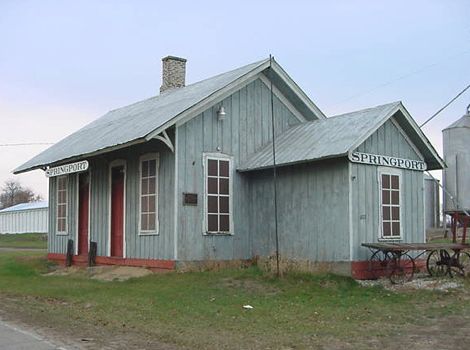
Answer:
[108, 159, 127, 258]
[75, 171, 91, 255]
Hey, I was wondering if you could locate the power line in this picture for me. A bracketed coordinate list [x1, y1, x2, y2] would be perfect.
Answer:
[0, 142, 54, 147]
[340, 50, 470, 103]
[420, 84, 470, 127]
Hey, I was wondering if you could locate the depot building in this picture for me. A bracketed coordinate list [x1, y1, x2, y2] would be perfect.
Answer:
[14, 56, 444, 277]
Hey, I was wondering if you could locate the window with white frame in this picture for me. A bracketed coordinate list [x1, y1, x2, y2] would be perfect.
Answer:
[379, 169, 401, 239]
[140, 154, 159, 233]
[205, 154, 232, 234]
[56, 176, 68, 233]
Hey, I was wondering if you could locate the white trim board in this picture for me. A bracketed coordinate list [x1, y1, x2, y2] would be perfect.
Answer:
[202, 152, 234, 235]
[258, 74, 307, 122]
[390, 117, 425, 161]
[138, 153, 160, 236]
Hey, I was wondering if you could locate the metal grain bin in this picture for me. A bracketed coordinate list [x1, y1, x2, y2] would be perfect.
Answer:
[424, 175, 440, 229]
[443, 105, 470, 211]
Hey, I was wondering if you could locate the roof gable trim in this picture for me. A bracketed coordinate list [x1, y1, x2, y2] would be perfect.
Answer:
[145, 58, 325, 140]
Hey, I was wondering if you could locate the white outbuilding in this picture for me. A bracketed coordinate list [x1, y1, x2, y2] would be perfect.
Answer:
[0, 201, 48, 234]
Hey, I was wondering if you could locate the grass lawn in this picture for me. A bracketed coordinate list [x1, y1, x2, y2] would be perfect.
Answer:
[0, 251, 470, 349]
[0, 233, 47, 249]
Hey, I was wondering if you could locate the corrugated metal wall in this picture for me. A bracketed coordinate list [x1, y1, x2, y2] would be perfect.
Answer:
[249, 159, 350, 262]
[48, 140, 175, 258]
[176, 78, 302, 261]
[351, 118, 425, 261]
[0, 208, 48, 234]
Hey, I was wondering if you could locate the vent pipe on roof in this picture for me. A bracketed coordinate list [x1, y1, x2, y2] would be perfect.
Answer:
[160, 56, 187, 94]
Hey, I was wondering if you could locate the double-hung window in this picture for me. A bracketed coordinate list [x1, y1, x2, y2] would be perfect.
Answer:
[204, 154, 232, 234]
[379, 169, 402, 239]
[56, 176, 68, 234]
[140, 154, 159, 233]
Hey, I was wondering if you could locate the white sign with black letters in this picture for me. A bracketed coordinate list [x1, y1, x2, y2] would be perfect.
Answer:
[45, 160, 89, 177]
[349, 152, 426, 171]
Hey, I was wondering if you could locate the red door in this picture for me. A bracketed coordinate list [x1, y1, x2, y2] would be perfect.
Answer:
[78, 173, 89, 256]
[110, 166, 125, 257]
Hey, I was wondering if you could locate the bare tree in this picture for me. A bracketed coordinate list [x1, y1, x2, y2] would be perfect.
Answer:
[0, 180, 43, 209]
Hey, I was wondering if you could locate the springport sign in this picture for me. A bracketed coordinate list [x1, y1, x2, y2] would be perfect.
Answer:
[349, 152, 427, 171]
[45, 160, 89, 177]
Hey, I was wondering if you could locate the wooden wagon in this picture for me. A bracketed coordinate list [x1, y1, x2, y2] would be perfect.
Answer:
[362, 242, 470, 284]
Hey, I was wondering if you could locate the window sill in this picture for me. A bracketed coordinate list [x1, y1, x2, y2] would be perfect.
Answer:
[56, 232, 68, 236]
[203, 232, 234, 236]
[139, 231, 159, 236]
[378, 237, 403, 242]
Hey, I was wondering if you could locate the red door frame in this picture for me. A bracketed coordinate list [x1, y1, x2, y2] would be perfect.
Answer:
[77, 172, 90, 256]
[109, 162, 126, 258]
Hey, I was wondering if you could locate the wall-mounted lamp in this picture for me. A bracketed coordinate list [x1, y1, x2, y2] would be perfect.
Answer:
[217, 106, 227, 121]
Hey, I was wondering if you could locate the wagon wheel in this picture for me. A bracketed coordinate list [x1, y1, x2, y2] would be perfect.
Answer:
[426, 250, 449, 277]
[386, 252, 415, 284]
[448, 251, 470, 278]
[368, 250, 392, 279]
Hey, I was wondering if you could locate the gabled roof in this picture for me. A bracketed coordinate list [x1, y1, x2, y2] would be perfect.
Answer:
[238, 102, 445, 172]
[14, 58, 325, 174]
[0, 201, 48, 213]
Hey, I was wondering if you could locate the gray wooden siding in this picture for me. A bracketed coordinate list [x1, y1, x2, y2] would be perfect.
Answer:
[176, 78, 301, 261]
[249, 159, 350, 262]
[48, 139, 175, 259]
[351, 118, 425, 261]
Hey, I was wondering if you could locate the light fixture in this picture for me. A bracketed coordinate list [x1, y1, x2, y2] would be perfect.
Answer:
[217, 106, 226, 121]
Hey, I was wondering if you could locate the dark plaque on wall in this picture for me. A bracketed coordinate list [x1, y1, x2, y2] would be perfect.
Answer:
[183, 193, 198, 206]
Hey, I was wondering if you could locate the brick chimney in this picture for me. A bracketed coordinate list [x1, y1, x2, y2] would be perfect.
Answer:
[160, 56, 187, 94]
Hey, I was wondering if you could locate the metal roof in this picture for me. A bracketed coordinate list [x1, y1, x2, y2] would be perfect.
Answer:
[14, 58, 325, 174]
[443, 115, 470, 131]
[238, 102, 445, 171]
[0, 201, 48, 213]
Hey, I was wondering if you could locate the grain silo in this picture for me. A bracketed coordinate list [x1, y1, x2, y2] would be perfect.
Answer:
[443, 105, 470, 212]
[424, 174, 440, 229]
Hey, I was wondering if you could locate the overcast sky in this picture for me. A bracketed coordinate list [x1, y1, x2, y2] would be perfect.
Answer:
[1, 0, 469, 199]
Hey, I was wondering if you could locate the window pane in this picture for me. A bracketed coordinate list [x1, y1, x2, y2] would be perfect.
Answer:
[392, 222, 400, 236]
[219, 197, 229, 213]
[148, 177, 156, 194]
[208, 215, 218, 232]
[142, 160, 149, 177]
[382, 190, 390, 205]
[148, 195, 156, 212]
[148, 159, 156, 177]
[58, 191, 65, 204]
[58, 205, 64, 218]
[219, 178, 229, 195]
[219, 161, 229, 177]
[208, 159, 218, 176]
[382, 206, 390, 220]
[391, 175, 399, 190]
[382, 174, 390, 189]
[58, 177, 66, 190]
[219, 215, 229, 232]
[391, 191, 399, 205]
[392, 207, 400, 220]
[141, 213, 148, 231]
[208, 196, 218, 213]
[141, 197, 148, 212]
[148, 213, 156, 230]
[207, 178, 218, 194]
[141, 178, 148, 195]
[383, 222, 391, 236]
[58, 218, 65, 232]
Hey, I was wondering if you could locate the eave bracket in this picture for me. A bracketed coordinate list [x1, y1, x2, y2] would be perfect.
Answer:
[154, 130, 174, 153]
